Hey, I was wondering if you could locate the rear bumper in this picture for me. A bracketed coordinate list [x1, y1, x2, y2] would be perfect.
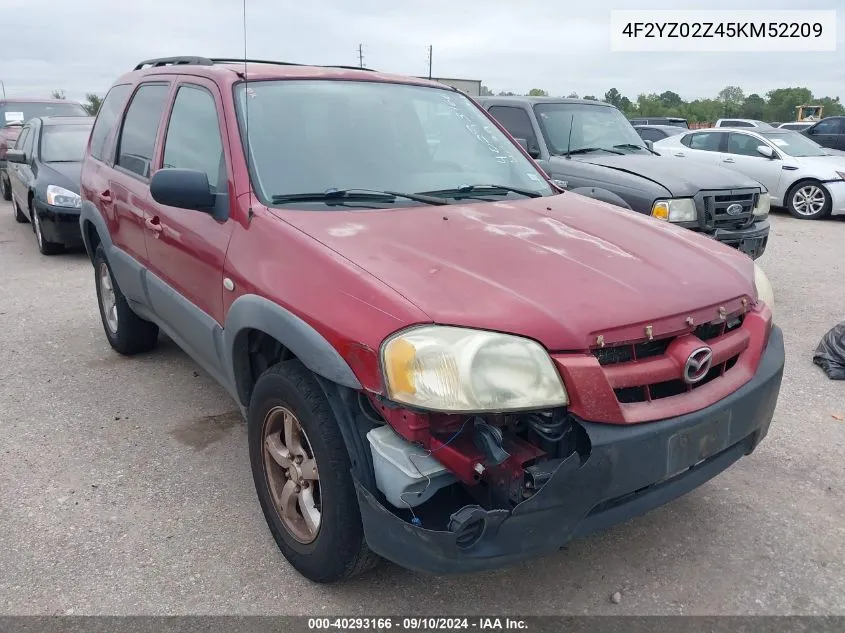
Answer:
[712, 219, 770, 260]
[356, 326, 784, 575]
[33, 199, 83, 246]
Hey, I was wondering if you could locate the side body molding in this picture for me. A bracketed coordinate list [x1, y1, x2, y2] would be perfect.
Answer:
[223, 294, 363, 403]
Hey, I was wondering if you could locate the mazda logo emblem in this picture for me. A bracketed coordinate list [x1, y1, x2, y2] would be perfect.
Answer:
[683, 347, 713, 384]
[726, 203, 744, 216]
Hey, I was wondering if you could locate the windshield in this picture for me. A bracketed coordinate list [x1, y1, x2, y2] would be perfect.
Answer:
[1, 102, 87, 126]
[40, 124, 93, 162]
[233, 80, 553, 206]
[533, 103, 648, 155]
[759, 131, 829, 157]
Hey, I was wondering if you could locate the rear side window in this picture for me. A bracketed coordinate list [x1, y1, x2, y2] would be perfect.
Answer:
[89, 84, 131, 161]
[162, 86, 224, 191]
[487, 106, 539, 148]
[686, 132, 723, 151]
[116, 83, 170, 179]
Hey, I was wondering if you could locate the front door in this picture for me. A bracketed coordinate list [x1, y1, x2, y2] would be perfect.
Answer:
[806, 118, 843, 150]
[718, 132, 783, 194]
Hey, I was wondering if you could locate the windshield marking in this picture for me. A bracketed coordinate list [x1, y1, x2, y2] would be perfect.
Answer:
[327, 223, 366, 237]
[538, 217, 636, 259]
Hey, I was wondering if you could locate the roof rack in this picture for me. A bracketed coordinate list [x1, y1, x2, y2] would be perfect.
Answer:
[133, 56, 376, 72]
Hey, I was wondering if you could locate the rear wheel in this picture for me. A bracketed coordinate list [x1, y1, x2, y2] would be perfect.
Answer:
[93, 244, 159, 354]
[12, 198, 28, 223]
[786, 181, 831, 220]
[248, 360, 379, 583]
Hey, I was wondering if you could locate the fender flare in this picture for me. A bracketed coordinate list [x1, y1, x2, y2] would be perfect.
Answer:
[223, 294, 362, 404]
[79, 200, 113, 263]
[569, 187, 633, 210]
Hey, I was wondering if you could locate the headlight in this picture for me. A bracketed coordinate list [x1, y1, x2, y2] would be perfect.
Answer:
[753, 262, 774, 314]
[381, 325, 568, 412]
[753, 191, 771, 217]
[651, 198, 697, 223]
[46, 185, 81, 208]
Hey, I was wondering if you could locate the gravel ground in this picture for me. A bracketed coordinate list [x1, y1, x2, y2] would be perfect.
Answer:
[1, 200, 844, 615]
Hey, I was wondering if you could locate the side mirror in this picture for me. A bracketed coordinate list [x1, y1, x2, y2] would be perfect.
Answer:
[513, 137, 529, 151]
[645, 140, 654, 151]
[756, 145, 775, 159]
[150, 168, 215, 211]
[514, 137, 541, 159]
[5, 149, 26, 164]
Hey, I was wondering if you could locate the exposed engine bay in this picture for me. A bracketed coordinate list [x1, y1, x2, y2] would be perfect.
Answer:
[360, 393, 592, 530]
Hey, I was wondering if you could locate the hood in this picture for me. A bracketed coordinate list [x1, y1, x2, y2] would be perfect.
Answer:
[569, 153, 762, 196]
[39, 162, 82, 193]
[270, 194, 755, 351]
[802, 154, 845, 172]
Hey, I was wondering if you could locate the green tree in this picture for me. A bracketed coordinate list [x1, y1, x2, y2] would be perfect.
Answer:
[717, 85, 745, 116]
[83, 93, 103, 116]
[659, 90, 683, 109]
[51, 89, 66, 100]
[604, 88, 623, 108]
[765, 87, 812, 121]
[527, 88, 549, 97]
[816, 96, 845, 117]
[582, 95, 597, 101]
[741, 93, 766, 120]
[566, 92, 579, 99]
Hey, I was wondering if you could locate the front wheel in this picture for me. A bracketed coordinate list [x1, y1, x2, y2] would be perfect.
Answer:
[248, 360, 379, 583]
[786, 181, 831, 220]
[32, 208, 63, 255]
[0, 172, 10, 201]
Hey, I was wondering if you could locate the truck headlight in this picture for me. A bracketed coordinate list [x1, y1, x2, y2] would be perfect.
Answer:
[753, 191, 771, 217]
[381, 325, 568, 412]
[753, 262, 774, 314]
[651, 198, 697, 223]
[46, 185, 81, 208]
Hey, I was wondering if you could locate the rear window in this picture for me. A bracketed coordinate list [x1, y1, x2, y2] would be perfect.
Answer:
[41, 124, 94, 162]
[1, 101, 87, 125]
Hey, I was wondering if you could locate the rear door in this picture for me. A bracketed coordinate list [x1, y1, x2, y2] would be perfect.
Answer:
[805, 118, 843, 150]
[673, 131, 725, 165]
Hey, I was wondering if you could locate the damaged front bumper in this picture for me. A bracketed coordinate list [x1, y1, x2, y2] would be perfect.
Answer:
[354, 326, 784, 575]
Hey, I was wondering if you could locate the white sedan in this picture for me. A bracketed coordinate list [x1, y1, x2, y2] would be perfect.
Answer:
[654, 127, 845, 220]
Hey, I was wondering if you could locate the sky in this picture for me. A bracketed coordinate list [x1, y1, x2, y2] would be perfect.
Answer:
[1, 0, 842, 105]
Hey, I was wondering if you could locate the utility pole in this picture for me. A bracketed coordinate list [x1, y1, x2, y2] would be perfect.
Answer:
[427, 45, 433, 79]
[0, 80, 5, 100]
[358, 44, 364, 68]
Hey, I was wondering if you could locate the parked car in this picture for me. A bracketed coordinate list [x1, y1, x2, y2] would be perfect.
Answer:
[777, 121, 815, 132]
[654, 127, 845, 220]
[477, 96, 771, 259]
[800, 116, 845, 151]
[0, 98, 88, 201]
[628, 116, 689, 128]
[633, 124, 687, 143]
[714, 119, 774, 129]
[80, 56, 783, 583]
[6, 116, 94, 253]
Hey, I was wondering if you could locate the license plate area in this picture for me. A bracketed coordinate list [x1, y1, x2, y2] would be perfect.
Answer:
[666, 411, 732, 478]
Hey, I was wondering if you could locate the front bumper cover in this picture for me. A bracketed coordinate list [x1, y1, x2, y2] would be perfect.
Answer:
[33, 199, 83, 246]
[355, 326, 784, 575]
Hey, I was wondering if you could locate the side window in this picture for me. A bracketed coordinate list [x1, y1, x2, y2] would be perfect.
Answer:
[639, 128, 665, 142]
[21, 125, 36, 156]
[727, 133, 764, 157]
[487, 106, 539, 148]
[90, 84, 132, 161]
[116, 83, 170, 179]
[162, 86, 224, 191]
[14, 127, 30, 151]
[630, 119, 646, 126]
[688, 132, 723, 151]
[812, 118, 843, 134]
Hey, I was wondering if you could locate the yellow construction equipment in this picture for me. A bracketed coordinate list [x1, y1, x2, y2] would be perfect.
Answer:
[796, 105, 824, 121]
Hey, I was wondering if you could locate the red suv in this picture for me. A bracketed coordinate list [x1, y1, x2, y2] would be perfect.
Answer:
[79, 56, 785, 583]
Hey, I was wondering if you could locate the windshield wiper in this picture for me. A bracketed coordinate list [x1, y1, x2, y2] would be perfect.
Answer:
[271, 188, 449, 206]
[420, 184, 543, 199]
[613, 143, 657, 155]
[564, 147, 625, 156]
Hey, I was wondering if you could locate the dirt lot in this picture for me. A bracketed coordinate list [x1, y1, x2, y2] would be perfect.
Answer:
[1, 199, 844, 615]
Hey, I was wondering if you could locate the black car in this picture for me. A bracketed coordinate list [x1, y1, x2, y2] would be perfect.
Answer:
[801, 116, 845, 151]
[476, 97, 770, 259]
[633, 124, 688, 143]
[6, 115, 94, 254]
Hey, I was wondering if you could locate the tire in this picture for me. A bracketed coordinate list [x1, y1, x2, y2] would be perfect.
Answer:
[31, 206, 64, 255]
[12, 198, 28, 224]
[248, 360, 380, 583]
[93, 244, 159, 355]
[786, 180, 832, 220]
[0, 172, 10, 201]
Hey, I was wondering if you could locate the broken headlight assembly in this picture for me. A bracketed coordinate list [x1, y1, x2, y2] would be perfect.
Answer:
[753, 189, 771, 217]
[381, 325, 568, 412]
[753, 262, 775, 315]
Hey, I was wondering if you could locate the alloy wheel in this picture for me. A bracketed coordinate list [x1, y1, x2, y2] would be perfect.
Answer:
[792, 185, 826, 216]
[98, 262, 119, 334]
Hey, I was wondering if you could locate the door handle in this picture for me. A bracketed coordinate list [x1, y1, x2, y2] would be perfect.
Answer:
[98, 190, 112, 203]
[145, 217, 163, 233]
[723, 158, 735, 163]
[674, 152, 685, 157]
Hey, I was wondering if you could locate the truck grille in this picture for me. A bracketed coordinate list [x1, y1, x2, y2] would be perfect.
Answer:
[593, 313, 745, 404]
[696, 189, 758, 230]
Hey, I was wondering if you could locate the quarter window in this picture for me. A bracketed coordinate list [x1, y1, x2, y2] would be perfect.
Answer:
[116, 83, 170, 179]
[162, 86, 224, 191]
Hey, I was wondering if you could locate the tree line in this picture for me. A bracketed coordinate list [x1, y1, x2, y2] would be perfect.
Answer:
[50, 89, 103, 115]
[478, 85, 844, 123]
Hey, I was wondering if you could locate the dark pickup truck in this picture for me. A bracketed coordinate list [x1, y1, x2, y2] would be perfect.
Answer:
[477, 97, 771, 259]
